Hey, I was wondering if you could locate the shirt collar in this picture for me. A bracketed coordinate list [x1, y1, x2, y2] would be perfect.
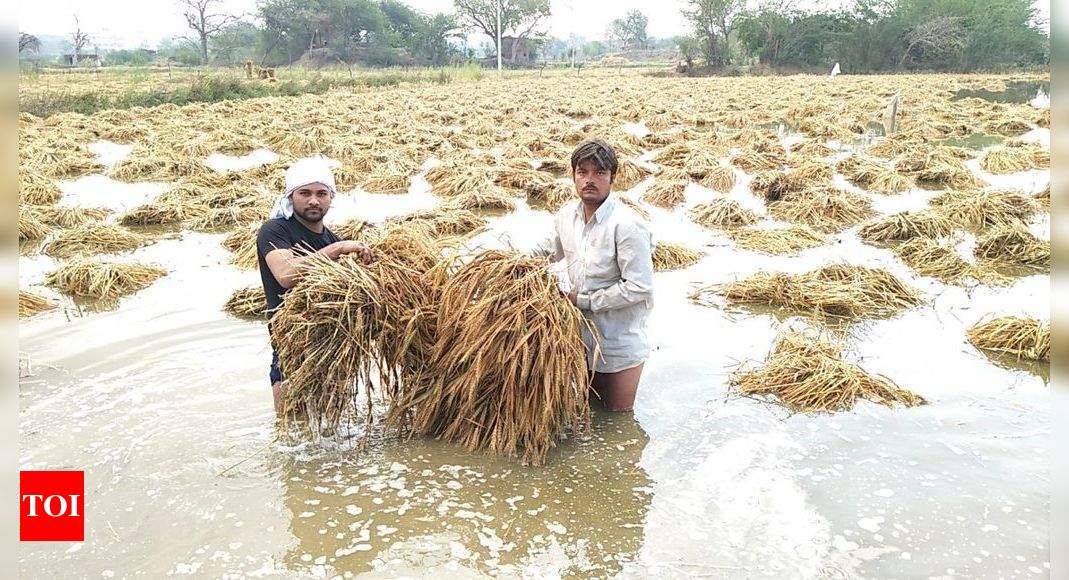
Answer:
[577, 194, 616, 224]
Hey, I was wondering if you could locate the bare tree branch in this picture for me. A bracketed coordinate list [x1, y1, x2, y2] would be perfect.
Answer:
[898, 16, 966, 68]
[179, 0, 240, 65]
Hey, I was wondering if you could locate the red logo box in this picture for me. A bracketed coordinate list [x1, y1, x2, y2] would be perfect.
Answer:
[20, 471, 84, 542]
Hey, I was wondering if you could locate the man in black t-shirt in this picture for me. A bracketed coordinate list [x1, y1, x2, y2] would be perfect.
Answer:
[257, 157, 373, 414]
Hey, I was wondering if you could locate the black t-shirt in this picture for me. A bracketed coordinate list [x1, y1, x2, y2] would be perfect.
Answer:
[256, 217, 339, 314]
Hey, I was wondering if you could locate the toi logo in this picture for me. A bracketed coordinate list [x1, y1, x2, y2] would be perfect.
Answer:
[20, 471, 84, 542]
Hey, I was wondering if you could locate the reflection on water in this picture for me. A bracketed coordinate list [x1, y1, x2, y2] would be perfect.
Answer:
[951, 81, 1050, 104]
[938, 132, 1004, 150]
[277, 411, 652, 577]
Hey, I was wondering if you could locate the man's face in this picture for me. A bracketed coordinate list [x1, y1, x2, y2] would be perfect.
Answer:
[573, 159, 613, 205]
[291, 183, 332, 223]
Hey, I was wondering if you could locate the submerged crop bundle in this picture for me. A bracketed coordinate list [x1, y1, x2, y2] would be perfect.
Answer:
[652, 242, 703, 271]
[526, 181, 574, 213]
[614, 159, 653, 190]
[19, 209, 51, 241]
[979, 146, 1040, 174]
[973, 226, 1050, 270]
[44, 224, 152, 258]
[701, 264, 922, 319]
[891, 238, 993, 285]
[967, 316, 1050, 361]
[726, 224, 826, 255]
[19, 172, 61, 205]
[36, 206, 111, 228]
[731, 329, 926, 413]
[930, 189, 1039, 231]
[19, 290, 56, 318]
[688, 199, 760, 229]
[224, 286, 267, 319]
[895, 148, 983, 189]
[838, 155, 914, 193]
[857, 211, 955, 244]
[45, 258, 167, 300]
[643, 177, 688, 208]
[768, 187, 874, 233]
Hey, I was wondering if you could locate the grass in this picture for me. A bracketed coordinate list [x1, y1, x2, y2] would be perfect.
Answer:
[19, 65, 488, 118]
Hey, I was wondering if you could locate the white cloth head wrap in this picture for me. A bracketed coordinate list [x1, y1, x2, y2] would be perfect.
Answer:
[269, 156, 338, 220]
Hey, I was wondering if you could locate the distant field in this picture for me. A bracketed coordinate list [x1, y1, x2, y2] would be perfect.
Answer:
[17, 64, 506, 117]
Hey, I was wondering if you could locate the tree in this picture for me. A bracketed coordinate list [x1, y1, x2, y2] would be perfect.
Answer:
[414, 13, 464, 65]
[70, 16, 91, 62]
[258, 0, 390, 65]
[608, 10, 649, 50]
[453, 0, 550, 63]
[211, 21, 263, 65]
[898, 15, 965, 68]
[180, 0, 240, 65]
[676, 35, 700, 68]
[19, 33, 40, 54]
[682, 0, 745, 67]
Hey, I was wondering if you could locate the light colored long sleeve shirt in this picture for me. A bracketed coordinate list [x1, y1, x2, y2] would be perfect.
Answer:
[537, 195, 654, 373]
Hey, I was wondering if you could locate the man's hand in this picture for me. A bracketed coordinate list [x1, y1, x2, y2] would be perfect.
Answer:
[325, 241, 374, 264]
[567, 289, 578, 306]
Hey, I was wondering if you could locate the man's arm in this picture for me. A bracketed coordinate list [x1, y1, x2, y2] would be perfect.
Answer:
[575, 221, 653, 312]
[264, 241, 372, 290]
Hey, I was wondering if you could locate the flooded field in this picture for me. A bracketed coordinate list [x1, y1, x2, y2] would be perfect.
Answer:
[18, 72, 1050, 577]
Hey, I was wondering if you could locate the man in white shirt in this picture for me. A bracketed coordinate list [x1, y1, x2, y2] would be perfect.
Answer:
[537, 139, 654, 412]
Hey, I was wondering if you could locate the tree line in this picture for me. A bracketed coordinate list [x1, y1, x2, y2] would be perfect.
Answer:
[19, 0, 557, 68]
[680, 0, 1049, 72]
[19, 0, 1047, 72]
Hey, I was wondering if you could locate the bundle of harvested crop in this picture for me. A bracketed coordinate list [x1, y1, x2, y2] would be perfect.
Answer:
[731, 329, 926, 413]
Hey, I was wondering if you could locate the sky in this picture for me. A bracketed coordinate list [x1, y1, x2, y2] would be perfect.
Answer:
[18, 0, 1051, 50]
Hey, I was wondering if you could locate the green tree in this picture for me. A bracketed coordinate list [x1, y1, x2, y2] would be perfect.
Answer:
[609, 10, 649, 50]
[453, 0, 551, 64]
[682, 0, 745, 67]
[211, 21, 263, 65]
[19, 33, 41, 54]
[258, 0, 389, 65]
[676, 35, 700, 68]
[414, 13, 464, 65]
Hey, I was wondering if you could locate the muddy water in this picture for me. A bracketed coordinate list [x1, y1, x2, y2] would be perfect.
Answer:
[19, 131, 1050, 577]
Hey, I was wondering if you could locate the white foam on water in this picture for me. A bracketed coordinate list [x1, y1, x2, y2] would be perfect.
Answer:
[204, 149, 280, 173]
[57, 175, 169, 214]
